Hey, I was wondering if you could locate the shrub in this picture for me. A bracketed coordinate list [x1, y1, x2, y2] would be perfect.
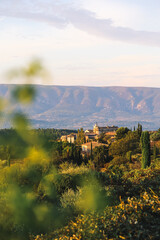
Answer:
[60, 188, 79, 209]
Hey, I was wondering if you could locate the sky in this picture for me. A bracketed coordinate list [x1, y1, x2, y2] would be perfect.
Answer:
[0, 0, 160, 87]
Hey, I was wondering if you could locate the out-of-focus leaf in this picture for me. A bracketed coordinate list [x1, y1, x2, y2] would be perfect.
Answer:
[0, 98, 7, 111]
[23, 59, 43, 77]
[12, 85, 36, 104]
[12, 112, 30, 131]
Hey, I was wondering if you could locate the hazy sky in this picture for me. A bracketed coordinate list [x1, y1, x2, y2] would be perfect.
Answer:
[0, 0, 160, 87]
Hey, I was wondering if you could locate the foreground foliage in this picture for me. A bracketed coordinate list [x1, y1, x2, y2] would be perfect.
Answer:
[32, 191, 160, 240]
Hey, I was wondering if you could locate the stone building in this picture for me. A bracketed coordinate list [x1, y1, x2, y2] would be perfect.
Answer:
[81, 142, 108, 153]
[61, 134, 77, 143]
[93, 123, 118, 135]
[84, 132, 97, 142]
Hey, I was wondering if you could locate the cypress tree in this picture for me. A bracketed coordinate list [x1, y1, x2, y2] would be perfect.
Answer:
[140, 131, 151, 169]
[7, 153, 11, 167]
[77, 146, 82, 165]
[59, 142, 62, 156]
[6, 145, 11, 167]
[90, 142, 93, 161]
[153, 145, 158, 160]
[126, 151, 132, 163]
[137, 123, 142, 138]
[71, 144, 74, 160]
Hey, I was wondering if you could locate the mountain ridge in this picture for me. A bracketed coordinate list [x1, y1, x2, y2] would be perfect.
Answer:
[0, 84, 160, 130]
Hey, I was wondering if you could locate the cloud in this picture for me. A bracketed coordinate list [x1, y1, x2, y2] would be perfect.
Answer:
[0, 16, 5, 22]
[0, 0, 160, 47]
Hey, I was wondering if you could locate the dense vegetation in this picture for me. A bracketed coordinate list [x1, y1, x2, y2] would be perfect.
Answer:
[0, 128, 77, 161]
[0, 120, 159, 240]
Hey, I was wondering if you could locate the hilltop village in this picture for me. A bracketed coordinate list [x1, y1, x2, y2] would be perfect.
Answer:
[61, 123, 118, 154]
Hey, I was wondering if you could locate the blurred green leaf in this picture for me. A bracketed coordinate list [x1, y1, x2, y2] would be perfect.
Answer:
[12, 85, 36, 104]
[12, 113, 30, 131]
[23, 59, 43, 77]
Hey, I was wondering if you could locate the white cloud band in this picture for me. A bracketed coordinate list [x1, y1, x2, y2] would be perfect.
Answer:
[0, 0, 160, 47]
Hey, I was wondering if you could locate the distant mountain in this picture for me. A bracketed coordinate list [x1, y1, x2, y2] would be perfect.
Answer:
[0, 84, 160, 130]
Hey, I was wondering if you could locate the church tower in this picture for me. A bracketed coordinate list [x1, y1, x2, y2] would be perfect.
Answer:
[93, 123, 99, 134]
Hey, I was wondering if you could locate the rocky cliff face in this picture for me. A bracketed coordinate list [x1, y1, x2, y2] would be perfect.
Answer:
[0, 85, 160, 130]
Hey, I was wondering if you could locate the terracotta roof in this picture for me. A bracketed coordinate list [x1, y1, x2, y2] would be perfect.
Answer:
[105, 131, 116, 136]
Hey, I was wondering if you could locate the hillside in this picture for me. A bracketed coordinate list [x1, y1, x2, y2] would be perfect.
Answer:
[1, 85, 160, 129]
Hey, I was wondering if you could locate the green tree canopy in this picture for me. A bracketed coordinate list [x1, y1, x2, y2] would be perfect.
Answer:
[109, 131, 140, 157]
[150, 131, 160, 141]
[92, 145, 108, 168]
[76, 128, 85, 145]
[115, 127, 130, 140]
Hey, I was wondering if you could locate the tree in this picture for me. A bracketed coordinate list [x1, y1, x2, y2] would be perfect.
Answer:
[150, 131, 160, 141]
[98, 133, 108, 143]
[126, 151, 132, 163]
[137, 123, 142, 138]
[140, 131, 151, 169]
[76, 128, 85, 145]
[93, 145, 108, 168]
[6, 145, 11, 167]
[116, 127, 130, 140]
[153, 145, 158, 160]
[109, 131, 140, 157]
[90, 142, 93, 161]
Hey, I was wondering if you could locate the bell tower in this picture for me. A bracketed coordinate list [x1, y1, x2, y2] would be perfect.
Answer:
[93, 123, 99, 134]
